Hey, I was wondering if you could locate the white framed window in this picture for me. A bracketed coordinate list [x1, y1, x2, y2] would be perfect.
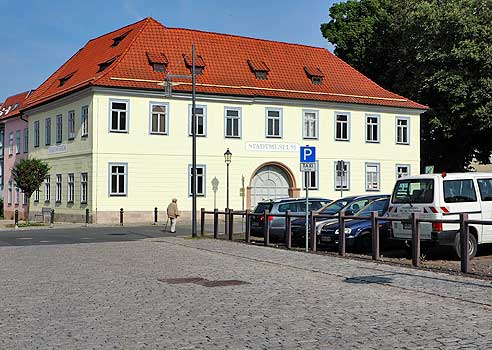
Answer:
[150, 103, 169, 135]
[109, 100, 129, 132]
[302, 161, 319, 190]
[55, 174, 62, 202]
[396, 164, 411, 179]
[81, 106, 89, 137]
[7, 180, 12, 205]
[81, 173, 88, 203]
[67, 173, 74, 203]
[334, 161, 350, 191]
[8, 132, 13, 155]
[56, 114, 63, 143]
[34, 188, 40, 202]
[396, 116, 410, 144]
[366, 114, 380, 143]
[15, 184, 19, 205]
[34, 121, 40, 147]
[44, 176, 51, 202]
[23, 128, 28, 153]
[224, 107, 241, 138]
[188, 165, 206, 196]
[365, 163, 380, 191]
[22, 191, 28, 206]
[68, 110, 75, 140]
[15, 130, 20, 154]
[335, 112, 350, 141]
[266, 108, 282, 138]
[188, 105, 206, 136]
[302, 110, 318, 139]
[109, 163, 127, 196]
[45, 117, 51, 145]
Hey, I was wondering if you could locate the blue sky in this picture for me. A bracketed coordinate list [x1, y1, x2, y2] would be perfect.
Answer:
[0, 0, 340, 100]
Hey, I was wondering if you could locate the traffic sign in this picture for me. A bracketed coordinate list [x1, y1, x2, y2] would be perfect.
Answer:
[300, 162, 318, 172]
[300, 146, 316, 163]
[425, 166, 434, 174]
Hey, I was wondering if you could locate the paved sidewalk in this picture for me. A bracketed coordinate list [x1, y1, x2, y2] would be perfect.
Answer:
[1, 237, 492, 349]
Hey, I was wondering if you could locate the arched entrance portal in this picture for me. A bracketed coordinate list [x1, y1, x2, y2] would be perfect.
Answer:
[248, 162, 299, 208]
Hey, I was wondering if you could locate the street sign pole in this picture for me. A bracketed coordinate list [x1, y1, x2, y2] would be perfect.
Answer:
[300, 145, 316, 253]
[305, 171, 309, 252]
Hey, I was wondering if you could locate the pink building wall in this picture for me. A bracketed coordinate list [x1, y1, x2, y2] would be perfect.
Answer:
[3, 116, 29, 219]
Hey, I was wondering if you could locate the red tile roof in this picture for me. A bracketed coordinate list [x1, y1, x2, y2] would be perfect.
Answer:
[23, 17, 427, 110]
[248, 59, 270, 72]
[0, 90, 34, 120]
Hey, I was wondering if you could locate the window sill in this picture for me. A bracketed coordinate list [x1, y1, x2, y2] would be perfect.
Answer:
[266, 135, 282, 139]
[68, 137, 75, 141]
[80, 201, 87, 204]
[225, 135, 241, 139]
[303, 136, 318, 140]
[55, 201, 61, 204]
[396, 142, 410, 146]
[67, 201, 74, 204]
[34, 201, 39, 203]
[150, 132, 169, 136]
[366, 189, 381, 192]
[365, 140, 380, 144]
[81, 134, 89, 138]
[335, 138, 350, 142]
[109, 130, 129, 134]
[109, 193, 127, 197]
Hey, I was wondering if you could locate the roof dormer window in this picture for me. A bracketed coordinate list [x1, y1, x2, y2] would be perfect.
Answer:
[146, 52, 168, 73]
[111, 30, 131, 47]
[304, 66, 324, 85]
[98, 56, 119, 72]
[58, 71, 76, 87]
[183, 54, 205, 75]
[247, 59, 269, 80]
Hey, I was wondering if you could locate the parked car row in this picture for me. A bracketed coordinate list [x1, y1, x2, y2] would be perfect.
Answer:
[250, 172, 492, 259]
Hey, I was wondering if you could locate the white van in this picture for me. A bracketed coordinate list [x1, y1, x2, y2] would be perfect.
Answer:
[389, 173, 492, 258]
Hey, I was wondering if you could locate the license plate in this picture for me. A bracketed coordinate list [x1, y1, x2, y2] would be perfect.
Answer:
[403, 223, 412, 230]
[321, 236, 332, 243]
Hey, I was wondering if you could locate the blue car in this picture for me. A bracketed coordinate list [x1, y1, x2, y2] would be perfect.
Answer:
[318, 197, 390, 251]
[291, 195, 388, 245]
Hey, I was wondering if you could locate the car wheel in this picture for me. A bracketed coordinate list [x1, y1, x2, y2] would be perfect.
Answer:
[454, 231, 477, 259]
[355, 231, 372, 253]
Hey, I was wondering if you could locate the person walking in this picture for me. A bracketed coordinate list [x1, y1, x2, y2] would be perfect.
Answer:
[167, 198, 179, 233]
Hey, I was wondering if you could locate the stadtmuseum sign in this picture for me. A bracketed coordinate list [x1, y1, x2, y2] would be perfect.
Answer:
[246, 142, 299, 152]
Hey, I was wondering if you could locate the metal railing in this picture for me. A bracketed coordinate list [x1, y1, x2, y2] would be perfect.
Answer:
[200, 208, 492, 274]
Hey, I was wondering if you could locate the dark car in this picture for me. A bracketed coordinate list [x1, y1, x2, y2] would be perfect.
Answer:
[250, 197, 331, 241]
[318, 197, 390, 250]
[291, 195, 388, 245]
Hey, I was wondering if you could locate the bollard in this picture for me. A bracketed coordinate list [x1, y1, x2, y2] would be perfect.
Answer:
[338, 211, 346, 256]
[224, 208, 229, 239]
[310, 211, 317, 252]
[371, 211, 380, 260]
[459, 213, 470, 273]
[213, 209, 219, 239]
[200, 208, 205, 236]
[50, 209, 55, 228]
[154, 207, 158, 226]
[245, 209, 251, 243]
[263, 209, 270, 246]
[120, 208, 124, 227]
[411, 212, 420, 267]
[285, 210, 292, 249]
[228, 209, 234, 241]
[14, 210, 19, 229]
[85, 208, 89, 227]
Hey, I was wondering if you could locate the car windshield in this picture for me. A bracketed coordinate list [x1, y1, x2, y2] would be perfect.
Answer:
[320, 198, 351, 215]
[357, 199, 389, 217]
[392, 179, 434, 204]
[254, 203, 273, 213]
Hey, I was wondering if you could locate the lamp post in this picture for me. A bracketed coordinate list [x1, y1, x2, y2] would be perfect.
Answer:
[224, 148, 232, 211]
[161, 45, 198, 237]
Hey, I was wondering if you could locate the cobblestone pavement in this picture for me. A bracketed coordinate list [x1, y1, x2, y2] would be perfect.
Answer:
[1, 237, 492, 349]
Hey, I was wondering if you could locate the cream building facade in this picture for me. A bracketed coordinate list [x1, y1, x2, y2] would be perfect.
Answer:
[20, 18, 426, 223]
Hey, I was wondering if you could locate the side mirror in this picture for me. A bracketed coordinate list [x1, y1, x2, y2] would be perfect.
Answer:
[344, 209, 354, 216]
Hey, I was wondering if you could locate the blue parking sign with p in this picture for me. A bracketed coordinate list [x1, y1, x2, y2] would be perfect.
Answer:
[300, 146, 316, 163]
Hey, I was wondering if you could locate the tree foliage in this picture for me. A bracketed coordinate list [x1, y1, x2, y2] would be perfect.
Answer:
[321, 0, 492, 171]
[11, 158, 50, 222]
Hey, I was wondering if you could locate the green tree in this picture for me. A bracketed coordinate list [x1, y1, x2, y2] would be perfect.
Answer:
[321, 0, 492, 171]
[11, 158, 50, 223]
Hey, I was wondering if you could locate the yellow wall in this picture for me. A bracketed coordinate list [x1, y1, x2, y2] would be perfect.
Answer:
[92, 90, 421, 218]
[27, 92, 93, 220]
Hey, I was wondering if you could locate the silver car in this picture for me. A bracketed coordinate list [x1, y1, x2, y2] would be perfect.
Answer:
[251, 197, 331, 241]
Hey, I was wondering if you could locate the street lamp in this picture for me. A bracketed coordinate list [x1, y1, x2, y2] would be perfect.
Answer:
[224, 148, 232, 211]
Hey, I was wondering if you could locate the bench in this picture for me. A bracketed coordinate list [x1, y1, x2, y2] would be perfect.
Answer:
[34, 207, 52, 223]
